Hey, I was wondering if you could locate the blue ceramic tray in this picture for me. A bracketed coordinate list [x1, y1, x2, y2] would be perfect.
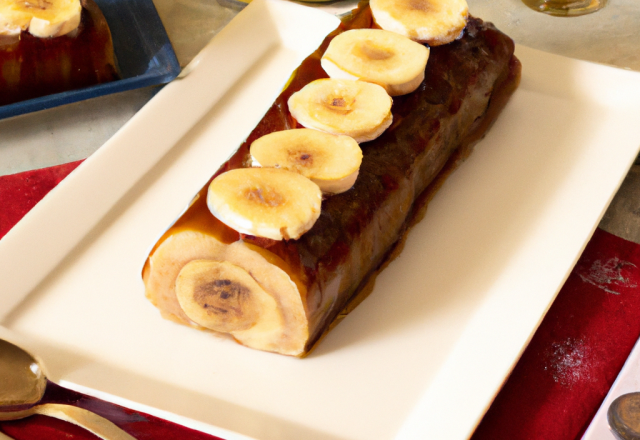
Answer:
[0, 0, 180, 120]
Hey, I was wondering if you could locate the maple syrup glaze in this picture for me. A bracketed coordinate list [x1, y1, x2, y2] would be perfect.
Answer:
[0, 0, 119, 107]
[145, 1, 521, 354]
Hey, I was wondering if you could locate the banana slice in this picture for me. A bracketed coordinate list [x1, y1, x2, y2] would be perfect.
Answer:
[288, 78, 392, 143]
[143, 229, 309, 356]
[207, 167, 322, 241]
[250, 129, 363, 194]
[0, 0, 82, 38]
[321, 29, 429, 96]
[370, 0, 468, 46]
[176, 260, 281, 334]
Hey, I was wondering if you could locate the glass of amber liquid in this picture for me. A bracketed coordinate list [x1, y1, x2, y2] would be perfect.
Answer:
[522, 0, 607, 16]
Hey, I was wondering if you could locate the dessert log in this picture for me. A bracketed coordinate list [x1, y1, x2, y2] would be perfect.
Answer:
[0, 0, 119, 107]
[142, 2, 522, 356]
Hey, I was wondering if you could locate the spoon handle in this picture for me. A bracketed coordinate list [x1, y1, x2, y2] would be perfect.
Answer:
[34, 404, 136, 440]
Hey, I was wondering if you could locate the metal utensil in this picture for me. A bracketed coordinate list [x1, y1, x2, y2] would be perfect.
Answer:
[0, 338, 135, 440]
[608, 392, 640, 439]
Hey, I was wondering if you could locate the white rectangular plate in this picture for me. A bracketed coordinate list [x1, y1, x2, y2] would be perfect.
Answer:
[2, 3, 640, 439]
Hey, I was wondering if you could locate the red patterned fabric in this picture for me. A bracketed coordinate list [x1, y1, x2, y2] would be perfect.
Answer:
[0, 160, 83, 240]
[2, 162, 640, 439]
[472, 228, 640, 440]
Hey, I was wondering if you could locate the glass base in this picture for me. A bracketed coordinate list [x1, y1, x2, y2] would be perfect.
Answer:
[521, 0, 607, 16]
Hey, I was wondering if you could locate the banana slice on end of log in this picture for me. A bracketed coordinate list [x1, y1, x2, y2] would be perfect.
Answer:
[0, 0, 82, 38]
[250, 129, 363, 195]
[144, 230, 309, 356]
[288, 78, 392, 143]
[321, 29, 429, 96]
[207, 167, 322, 241]
[370, 0, 468, 46]
[176, 260, 279, 334]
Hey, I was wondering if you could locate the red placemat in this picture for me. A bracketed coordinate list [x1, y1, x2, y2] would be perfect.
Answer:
[0, 160, 84, 240]
[3, 161, 640, 439]
[472, 228, 640, 440]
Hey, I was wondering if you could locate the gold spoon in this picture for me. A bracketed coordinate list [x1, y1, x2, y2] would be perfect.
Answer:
[0, 338, 136, 440]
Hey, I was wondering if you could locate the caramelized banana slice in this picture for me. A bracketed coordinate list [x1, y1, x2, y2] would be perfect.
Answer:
[250, 129, 363, 194]
[0, 0, 82, 37]
[370, 0, 468, 46]
[207, 167, 322, 240]
[288, 78, 393, 143]
[321, 29, 429, 96]
[176, 260, 281, 334]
